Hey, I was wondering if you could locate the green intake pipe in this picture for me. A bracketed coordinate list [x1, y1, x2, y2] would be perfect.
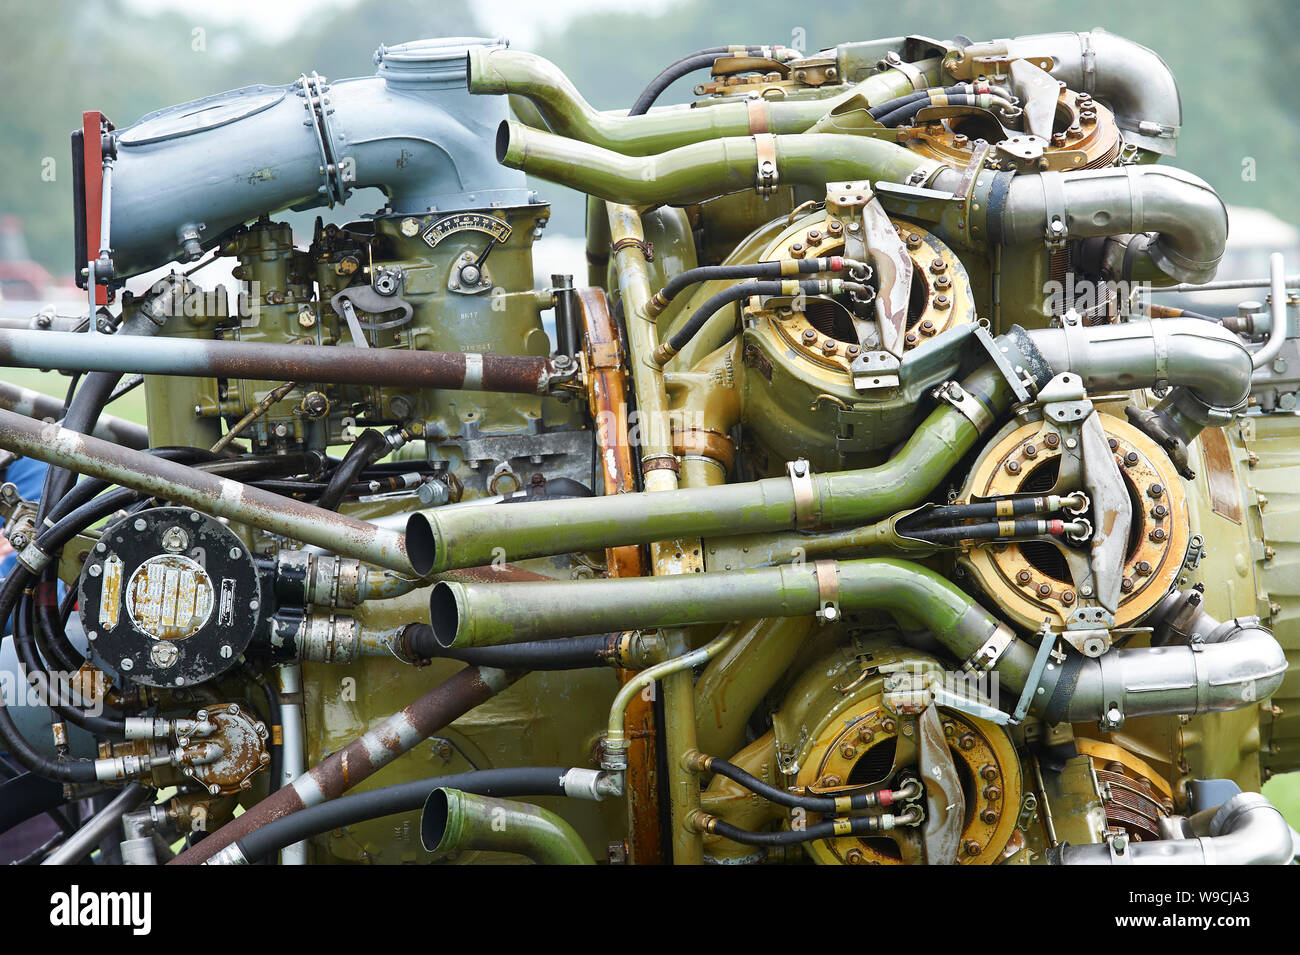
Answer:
[406, 361, 1012, 575]
[429, 557, 1005, 651]
[421, 788, 595, 865]
[469, 46, 940, 155]
[495, 121, 946, 207]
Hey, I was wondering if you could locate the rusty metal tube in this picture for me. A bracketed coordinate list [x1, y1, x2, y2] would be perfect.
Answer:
[175, 665, 520, 865]
[0, 408, 414, 574]
[0, 328, 561, 395]
[0, 381, 148, 449]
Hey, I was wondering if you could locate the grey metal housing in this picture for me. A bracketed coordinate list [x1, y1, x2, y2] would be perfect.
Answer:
[107, 37, 532, 277]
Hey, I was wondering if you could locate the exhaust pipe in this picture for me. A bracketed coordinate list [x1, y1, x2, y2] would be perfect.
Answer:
[406, 318, 1249, 575]
[495, 120, 945, 206]
[432, 560, 1285, 729]
[469, 46, 940, 155]
[498, 122, 1225, 285]
[954, 29, 1181, 156]
[1050, 793, 1293, 865]
[106, 37, 530, 277]
[421, 788, 595, 865]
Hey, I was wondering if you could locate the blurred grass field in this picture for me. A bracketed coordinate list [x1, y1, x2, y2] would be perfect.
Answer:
[5, 366, 1300, 833]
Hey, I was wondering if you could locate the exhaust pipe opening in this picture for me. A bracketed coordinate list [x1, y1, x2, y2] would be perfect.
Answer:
[495, 119, 513, 164]
[420, 788, 452, 852]
[429, 582, 463, 649]
[405, 513, 437, 577]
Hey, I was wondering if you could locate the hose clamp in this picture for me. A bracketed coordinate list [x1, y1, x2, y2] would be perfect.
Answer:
[746, 98, 770, 134]
[640, 453, 680, 476]
[1149, 318, 1171, 391]
[611, 236, 654, 262]
[932, 380, 994, 431]
[15, 541, 52, 573]
[754, 133, 779, 197]
[888, 58, 928, 91]
[786, 458, 817, 528]
[812, 560, 840, 624]
[962, 622, 1015, 673]
[1040, 171, 1069, 250]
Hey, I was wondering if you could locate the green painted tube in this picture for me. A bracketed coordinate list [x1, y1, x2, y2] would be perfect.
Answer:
[469, 47, 939, 156]
[495, 120, 946, 207]
[430, 557, 1003, 650]
[405, 363, 1013, 576]
[421, 788, 595, 865]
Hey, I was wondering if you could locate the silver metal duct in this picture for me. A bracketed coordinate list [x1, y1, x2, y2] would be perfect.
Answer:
[107, 37, 532, 277]
[1053, 793, 1293, 865]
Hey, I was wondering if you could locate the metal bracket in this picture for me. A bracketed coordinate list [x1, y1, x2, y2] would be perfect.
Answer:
[973, 323, 1034, 404]
[812, 560, 840, 624]
[786, 458, 817, 528]
[754, 134, 778, 197]
[849, 350, 901, 392]
[1039, 170, 1069, 250]
[1011, 624, 1061, 724]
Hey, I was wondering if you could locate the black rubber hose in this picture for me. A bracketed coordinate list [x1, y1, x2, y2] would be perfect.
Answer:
[663, 278, 862, 359]
[629, 48, 730, 116]
[867, 83, 1013, 119]
[704, 757, 898, 813]
[400, 626, 619, 670]
[0, 770, 68, 834]
[14, 593, 125, 737]
[317, 429, 389, 511]
[902, 518, 1065, 545]
[707, 814, 892, 846]
[235, 766, 572, 862]
[260, 680, 283, 795]
[649, 257, 852, 315]
[877, 93, 984, 128]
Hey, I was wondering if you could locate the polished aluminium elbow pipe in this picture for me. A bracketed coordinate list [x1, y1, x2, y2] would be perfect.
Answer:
[421, 788, 595, 865]
[469, 47, 940, 155]
[1051, 793, 1293, 865]
[992, 165, 1228, 285]
[952, 29, 1181, 156]
[0, 408, 414, 575]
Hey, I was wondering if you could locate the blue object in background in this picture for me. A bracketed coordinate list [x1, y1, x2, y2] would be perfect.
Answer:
[1, 456, 50, 636]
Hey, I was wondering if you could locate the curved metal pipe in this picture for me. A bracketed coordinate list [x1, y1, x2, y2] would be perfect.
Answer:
[1025, 317, 1252, 413]
[469, 46, 939, 155]
[1252, 252, 1289, 370]
[993, 165, 1228, 284]
[954, 29, 1181, 156]
[1051, 793, 1292, 865]
[496, 120, 944, 207]
[421, 788, 594, 865]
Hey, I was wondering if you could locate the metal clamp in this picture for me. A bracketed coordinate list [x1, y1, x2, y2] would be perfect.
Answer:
[1011, 625, 1060, 724]
[611, 236, 654, 262]
[932, 380, 994, 431]
[786, 458, 817, 528]
[813, 560, 840, 624]
[754, 133, 779, 197]
[1039, 170, 1069, 250]
[962, 622, 1015, 673]
[973, 323, 1034, 404]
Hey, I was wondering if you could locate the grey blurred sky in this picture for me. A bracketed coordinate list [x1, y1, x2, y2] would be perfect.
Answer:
[123, 0, 682, 46]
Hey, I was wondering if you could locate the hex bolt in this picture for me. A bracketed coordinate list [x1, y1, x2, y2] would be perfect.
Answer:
[845, 848, 866, 864]
[958, 733, 976, 751]
[1037, 583, 1051, 597]
[1061, 591, 1076, 605]
[1149, 527, 1167, 543]
[1005, 460, 1021, 475]
[1148, 484, 1164, 499]
[1135, 560, 1153, 576]
[881, 717, 897, 734]
[934, 294, 950, 310]
[929, 258, 947, 274]
[905, 232, 921, 249]
[840, 742, 857, 759]
[980, 808, 998, 824]
[1043, 433, 1060, 449]
[984, 785, 1002, 800]
[1151, 504, 1168, 519]
[1124, 451, 1139, 466]
[1023, 443, 1038, 458]
[1016, 570, 1032, 584]
[1121, 577, 1135, 593]
[802, 328, 818, 343]
[963, 840, 981, 857]
[980, 764, 998, 782]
